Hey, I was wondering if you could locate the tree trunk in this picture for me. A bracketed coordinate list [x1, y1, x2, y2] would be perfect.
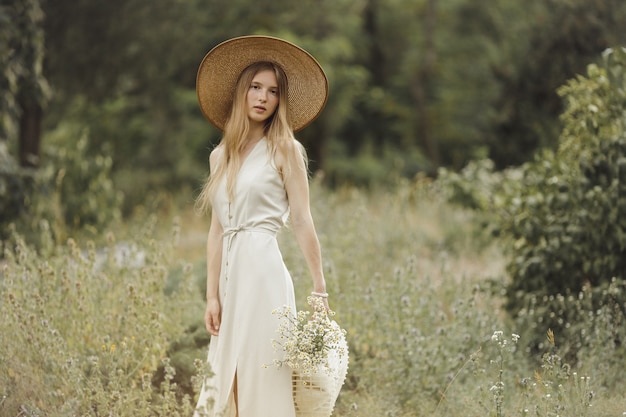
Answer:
[411, 0, 439, 171]
[364, 0, 385, 87]
[18, 98, 43, 168]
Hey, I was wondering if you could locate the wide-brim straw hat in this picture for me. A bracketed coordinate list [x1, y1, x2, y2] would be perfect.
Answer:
[196, 35, 328, 132]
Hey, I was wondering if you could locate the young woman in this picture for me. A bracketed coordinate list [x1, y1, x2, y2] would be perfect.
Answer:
[193, 36, 330, 417]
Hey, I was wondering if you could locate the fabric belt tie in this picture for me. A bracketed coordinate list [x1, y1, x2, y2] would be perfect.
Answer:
[220, 224, 278, 292]
[222, 224, 277, 252]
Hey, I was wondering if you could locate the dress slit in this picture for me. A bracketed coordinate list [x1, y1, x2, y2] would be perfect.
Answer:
[233, 369, 239, 415]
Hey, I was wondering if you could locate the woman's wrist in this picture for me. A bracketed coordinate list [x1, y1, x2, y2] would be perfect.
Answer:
[311, 291, 328, 298]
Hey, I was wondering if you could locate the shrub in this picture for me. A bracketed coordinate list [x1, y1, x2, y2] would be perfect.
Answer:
[11, 122, 124, 244]
[44, 123, 123, 229]
[501, 47, 626, 301]
[439, 48, 626, 357]
[442, 48, 626, 298]
[511, 279, 626, 387]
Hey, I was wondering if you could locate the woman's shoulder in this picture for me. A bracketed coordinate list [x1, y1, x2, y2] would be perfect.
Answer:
[209, 144, 225, 168]
[274, 136, 303, 158]
[210, 143, 225, 155]
[281, 137, 305, 156]
[273, 136, 306, 176]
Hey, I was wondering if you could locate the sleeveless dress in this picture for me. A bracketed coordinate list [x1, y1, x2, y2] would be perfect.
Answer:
[194, 138, 297, 417]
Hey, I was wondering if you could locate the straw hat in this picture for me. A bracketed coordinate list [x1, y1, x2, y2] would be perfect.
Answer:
[196, 35, 328, 132]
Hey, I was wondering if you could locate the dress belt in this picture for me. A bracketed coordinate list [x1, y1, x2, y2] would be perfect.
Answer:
[220, 224, 278, 290]
[222, 224, 278, 255]
[221, 224, 278, 285]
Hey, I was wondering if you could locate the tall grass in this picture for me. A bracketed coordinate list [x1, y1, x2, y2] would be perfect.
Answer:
[0, 216, 207, 416]
[1, 180, 625, 416]
[283, 179, 626, 417]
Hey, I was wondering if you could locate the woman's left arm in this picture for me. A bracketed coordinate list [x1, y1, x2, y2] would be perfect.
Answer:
[283, 142, 328, 305]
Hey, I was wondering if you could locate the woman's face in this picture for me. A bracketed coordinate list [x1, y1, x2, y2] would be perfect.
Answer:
[246, 69, 279, 126]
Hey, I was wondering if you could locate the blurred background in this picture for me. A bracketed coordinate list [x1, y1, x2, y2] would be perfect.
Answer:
[2, 0, 626, 234]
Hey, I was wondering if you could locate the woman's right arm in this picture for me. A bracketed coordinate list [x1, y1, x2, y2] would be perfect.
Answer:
[204, 147, 223, 336]
[205, 208, 223, 336]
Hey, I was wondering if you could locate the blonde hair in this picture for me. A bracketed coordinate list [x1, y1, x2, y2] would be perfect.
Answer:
[196, 61, 306, 213]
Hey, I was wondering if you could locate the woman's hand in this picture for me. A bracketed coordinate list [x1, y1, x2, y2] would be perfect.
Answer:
[205, 298, 221, 336]
[311, 293, 330, 313]
[321, 298, 331, 313]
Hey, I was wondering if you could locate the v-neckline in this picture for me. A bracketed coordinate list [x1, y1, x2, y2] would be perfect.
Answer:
[239, 137, 265, 173]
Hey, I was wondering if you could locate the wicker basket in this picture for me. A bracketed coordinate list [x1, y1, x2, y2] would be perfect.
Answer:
[292, 322, 349, 417]
[292, 369, 335, 417]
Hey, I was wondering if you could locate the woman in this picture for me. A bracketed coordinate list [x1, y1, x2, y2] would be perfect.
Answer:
[193, 36, 330, 417]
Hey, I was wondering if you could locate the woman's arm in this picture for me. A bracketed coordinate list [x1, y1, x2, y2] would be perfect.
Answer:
[205, 208, 223, 335]
[204, 148, 224, 336]
[282, 141, 328, 307]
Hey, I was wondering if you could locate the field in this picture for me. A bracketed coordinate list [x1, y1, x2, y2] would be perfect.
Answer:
[2, 179, 625, 416]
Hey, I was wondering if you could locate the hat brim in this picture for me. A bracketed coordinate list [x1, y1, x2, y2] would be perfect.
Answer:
[196, 35, 328, 132]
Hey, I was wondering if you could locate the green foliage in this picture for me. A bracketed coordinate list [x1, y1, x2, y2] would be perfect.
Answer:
[437, 159, 512, 211]
[48, 92, 214, 214]
[7, 121, 124, 244]
[502, 47, 626, 299]
[33, 0, 626, 197]
[43, 123, 123, 230]
[4, 0, 623, 212]
[2, 103, 133, 244]
[439, 48, 626, 356]
[39, 0, 218, 210]
[511, 279, 626, 381]
[487, 0, 626, 167]
[0, 0, 49, 143]
[324, 140, 429, 187]
[41, 0, 211, 101]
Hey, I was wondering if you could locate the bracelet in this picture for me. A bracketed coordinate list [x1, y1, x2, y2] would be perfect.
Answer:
[311, 291, 329, 298]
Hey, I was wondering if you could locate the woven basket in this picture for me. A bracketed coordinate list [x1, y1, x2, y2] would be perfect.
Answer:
[292, 322, 349, 417]
[292, 369, 335, 417]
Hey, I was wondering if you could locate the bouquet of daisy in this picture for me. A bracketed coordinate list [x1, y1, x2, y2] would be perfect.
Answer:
[272, 296, 349, 417]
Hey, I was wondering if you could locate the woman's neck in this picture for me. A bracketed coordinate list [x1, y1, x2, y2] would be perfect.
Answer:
[245, 123, 266, 145]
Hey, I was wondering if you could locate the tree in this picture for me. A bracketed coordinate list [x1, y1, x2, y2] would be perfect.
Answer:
[0, 0, 48, 166]
[0, 0, 48, 234]
[487, 0, 626, 168]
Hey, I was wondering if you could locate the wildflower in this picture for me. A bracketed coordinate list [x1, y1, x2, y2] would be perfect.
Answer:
[271, 296, 348, 377]
[491, 330, 503, 342]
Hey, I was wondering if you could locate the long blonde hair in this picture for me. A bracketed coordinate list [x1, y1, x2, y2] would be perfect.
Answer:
[196, 61, 305, 213]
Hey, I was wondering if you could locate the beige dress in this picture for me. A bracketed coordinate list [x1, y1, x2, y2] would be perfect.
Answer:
[194, 138, 297, 417]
